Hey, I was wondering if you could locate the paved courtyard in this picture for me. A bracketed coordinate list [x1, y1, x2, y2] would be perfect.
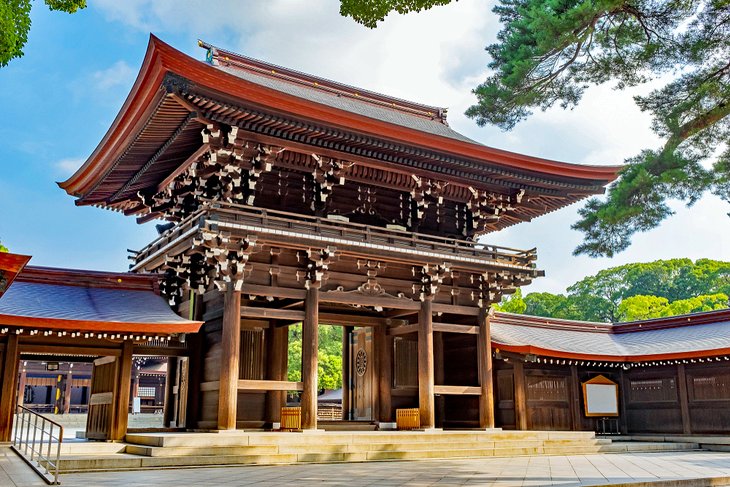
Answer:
[4, 449, 730, 486]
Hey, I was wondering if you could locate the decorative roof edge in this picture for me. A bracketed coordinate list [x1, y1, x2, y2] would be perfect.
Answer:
[17, 266, 162, 292]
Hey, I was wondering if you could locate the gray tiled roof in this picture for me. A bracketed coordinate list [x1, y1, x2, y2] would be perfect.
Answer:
[0, 281, 193, 325]
[491, 317, 730, 357]
[216, 65, 478, 144]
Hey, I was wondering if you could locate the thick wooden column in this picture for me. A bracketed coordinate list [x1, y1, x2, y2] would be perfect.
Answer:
[301, 287, 319, 430]
[418, 299, 435, 429]
[677, 363, 692, 434]
[569, 365, 582, 430]
[218, 287, 242, 430]
[375, 325, 392, 422]
[265, 322, 289, 424]
[341, 326, 352, 420]
[110, 340, 133, 441]
[477, 308, 495, 429]
[163, 357, 178, 427]
[0, 335, 20, 441]
[513, 360, 528, 430]
[433, 331, 445, 427]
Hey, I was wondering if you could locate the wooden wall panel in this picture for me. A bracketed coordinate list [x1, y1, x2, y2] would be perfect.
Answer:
[525, 372, 570, 430]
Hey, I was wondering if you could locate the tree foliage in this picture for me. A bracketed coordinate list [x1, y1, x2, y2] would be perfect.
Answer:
[0, 241, 7, 253]
[340, 0, 730, 256]
[339, 0, 452, 28]
[1, 0, 86, 67]
[497, 258, 730, 322]
[288, 324, 343, 391]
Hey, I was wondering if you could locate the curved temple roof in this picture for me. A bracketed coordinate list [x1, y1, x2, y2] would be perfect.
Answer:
[0, 266, 201, 334]
[491, 310, 730, 361]
[59, 35, 621, 216]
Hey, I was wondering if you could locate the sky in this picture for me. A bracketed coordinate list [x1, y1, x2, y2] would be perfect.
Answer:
[0, 0, 727, 294]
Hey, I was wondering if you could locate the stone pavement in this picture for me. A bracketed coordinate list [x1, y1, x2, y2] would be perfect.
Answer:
[5, 449, 730, 486]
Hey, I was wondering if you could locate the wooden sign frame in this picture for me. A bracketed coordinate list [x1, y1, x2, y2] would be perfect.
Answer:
[582, 375, 619, 417]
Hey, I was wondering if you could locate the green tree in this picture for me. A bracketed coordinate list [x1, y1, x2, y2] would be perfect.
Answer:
[287, 324, 343, 390]
[523, 292, 582, 320]
[617, 294, 670, 321]
[493, 288, 527, 314]
[0, 240, 7, 252]
[341, 0, 730, 257]
[1, 0, 86, 67]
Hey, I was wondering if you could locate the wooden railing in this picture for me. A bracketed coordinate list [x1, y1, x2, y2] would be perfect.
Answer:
[133, 200, 538, 271]
[12, 405, 64, 484]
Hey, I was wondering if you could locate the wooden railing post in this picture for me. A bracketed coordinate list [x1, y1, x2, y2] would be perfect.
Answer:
[301, 286, 319, 430]
[418, 299, 435, 429]
[218, 286, 242, 430]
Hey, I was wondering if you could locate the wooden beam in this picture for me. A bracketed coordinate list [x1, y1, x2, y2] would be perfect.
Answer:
[477, 308, 495, 429]
[434, 385, 481, 395]
[0, 335, 19, 441]
[387, 324, 419, 336]
[513, 360, 527, 430]
[218, 287, 242, 430]
[418, 299, 435, 429]
[20, 344, 121, 357]
[239, 379, 303, 391]
[432, 303, 480, 316]
[241, 306, 304, 321]
[301, 287, 319, 430]
[433, 323, 478, 334]
[320, 291, 421, 310]
[677, 363, 692, 434]
[110, 340, 133, 441]
[239, 283, 306, 300]
[570, 365, 582, 431]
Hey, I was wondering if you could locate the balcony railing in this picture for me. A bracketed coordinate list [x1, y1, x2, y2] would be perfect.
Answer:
[133, 200, 538, 272]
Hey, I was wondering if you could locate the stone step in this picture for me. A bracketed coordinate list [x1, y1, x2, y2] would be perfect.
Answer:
[124, 430, 598, 448]
[55, 439, 700, 473]
[126, 438, 613, 457]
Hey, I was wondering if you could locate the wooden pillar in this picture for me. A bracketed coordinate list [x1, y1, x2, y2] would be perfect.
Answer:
[677, 363, 692, 434]
[433, 331, 445, 427]
[618, 368, 629, 434]
[418, 299, 435, 429]
[477, 308, 495, 429]
[163, 357, 178, 427]
[301, 287, 319, 430]
[0, 335, 20, 442]
[218, 287, 242, 430]
[16, 365, 26, 407]
[375, 325, 392, 422]
[63, 368, 73, 414]
[265, 322, 288, 424]
[513, 360, 528, 430]
[110, 340, 133, 441]
[569, 365, 582, 430]
[341, 326, 352, 420]
[186, 332, 203, 429]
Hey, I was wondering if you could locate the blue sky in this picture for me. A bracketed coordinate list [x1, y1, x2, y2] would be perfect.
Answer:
[1, 0, 728, 293]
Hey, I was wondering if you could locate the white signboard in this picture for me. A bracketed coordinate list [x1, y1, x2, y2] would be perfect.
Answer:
[132, 397, 141, 414]
[582, 375, 619, 417]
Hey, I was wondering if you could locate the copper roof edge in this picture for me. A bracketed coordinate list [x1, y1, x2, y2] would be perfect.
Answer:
[17, 265, 160, 291]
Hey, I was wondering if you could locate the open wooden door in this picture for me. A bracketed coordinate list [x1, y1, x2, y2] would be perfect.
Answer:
[351, 328, 374, 420]
[85, 356, 118, 440]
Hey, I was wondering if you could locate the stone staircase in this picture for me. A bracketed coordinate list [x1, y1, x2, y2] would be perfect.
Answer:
[54, 430, 700, 473]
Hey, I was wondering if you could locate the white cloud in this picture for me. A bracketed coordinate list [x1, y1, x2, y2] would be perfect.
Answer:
[55, 157, 84, 176]
[89, 0, 730, 292]
[91, 60, 135, 92]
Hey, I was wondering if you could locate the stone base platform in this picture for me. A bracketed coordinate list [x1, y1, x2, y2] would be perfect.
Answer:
[54, 429, 700, 473]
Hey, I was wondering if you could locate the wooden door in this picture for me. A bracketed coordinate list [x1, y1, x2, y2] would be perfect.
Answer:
[85, 356, 118, 440]
[351, 328, 374, 420]
[174, 357, 189, 427]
